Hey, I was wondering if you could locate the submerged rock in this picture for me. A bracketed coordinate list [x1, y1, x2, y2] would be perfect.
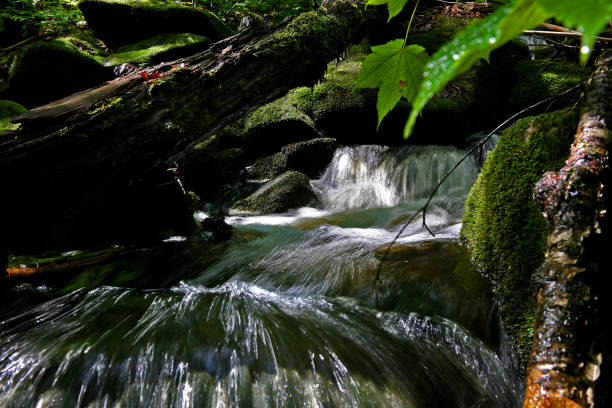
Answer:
[231, 171, 318, 215]
[2, 40, 112, 108]
[247, 137, 339, 180]
[78, 0, 233, 48]
[460, 107, 579, 370]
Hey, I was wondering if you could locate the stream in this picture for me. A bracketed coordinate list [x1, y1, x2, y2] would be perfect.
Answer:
[0, 144, 522, 407]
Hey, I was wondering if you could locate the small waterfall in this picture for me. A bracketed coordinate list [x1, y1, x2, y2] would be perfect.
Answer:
[312, 145, 479, 211]
[0, 143, 521, 407]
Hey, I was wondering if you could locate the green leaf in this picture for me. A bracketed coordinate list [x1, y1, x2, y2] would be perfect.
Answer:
[404, 0, 548, 139]
[367, 0, 410, 21]
[537, 0, 612, 64]
[357, 40, 428, 127]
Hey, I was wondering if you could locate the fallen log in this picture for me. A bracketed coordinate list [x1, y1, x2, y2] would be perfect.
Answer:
[525, 50, 612, 407]
[0, 0, 374, 255]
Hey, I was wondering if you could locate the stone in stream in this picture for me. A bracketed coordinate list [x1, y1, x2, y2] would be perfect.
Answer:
[78, 0, 233, 48]
[246, 137, 339, 180]
[230, 171, 318, 215]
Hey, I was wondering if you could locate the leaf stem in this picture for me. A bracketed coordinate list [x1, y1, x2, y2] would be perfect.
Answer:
[403, 0, 420, 48]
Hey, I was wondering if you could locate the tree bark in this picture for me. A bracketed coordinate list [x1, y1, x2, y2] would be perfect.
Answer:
[0, 0, 374, 255]
[525, 50, 612, 407]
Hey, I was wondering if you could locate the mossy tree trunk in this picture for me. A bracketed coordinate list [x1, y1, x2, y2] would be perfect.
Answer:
[0, 0, 374, 256]
[524, 50, 612, 408]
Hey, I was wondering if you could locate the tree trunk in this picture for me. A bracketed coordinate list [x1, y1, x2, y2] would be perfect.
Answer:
[0, 0, 374, 255]
[525, 50, 612, 407]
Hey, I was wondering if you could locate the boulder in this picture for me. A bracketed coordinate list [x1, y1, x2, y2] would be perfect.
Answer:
[460, 108, 579, 370]
[241, 95, 322, 161]
[247, 137, 338, 180]
[231, 171, 318, 215]
[3, 40, 112, 108]
[103, 33, 211, 67]
[78, 0, 233, 48]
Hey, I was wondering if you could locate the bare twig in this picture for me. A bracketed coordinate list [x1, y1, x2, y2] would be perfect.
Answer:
[370, 83, 583, 294]
[523, 30, 612, 44]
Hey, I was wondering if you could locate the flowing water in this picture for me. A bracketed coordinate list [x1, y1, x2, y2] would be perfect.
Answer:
[0, 145, 521, 407]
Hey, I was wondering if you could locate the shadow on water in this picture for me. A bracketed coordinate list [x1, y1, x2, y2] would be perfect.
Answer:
[0, 145, 521, 407]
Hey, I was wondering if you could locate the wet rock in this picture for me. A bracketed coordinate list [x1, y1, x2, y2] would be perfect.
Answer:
[230, 171, 318, 215]
[247, 138, 339, 180]
[2, 40, 112, 108]
[78, 0, 233, 48]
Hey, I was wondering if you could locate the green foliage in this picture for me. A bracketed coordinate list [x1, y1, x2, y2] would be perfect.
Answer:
[356, 40, 428, 126]
[190, 0, 311, 26]
[360, 0, 611, 139]
[0, 0, 85, 40]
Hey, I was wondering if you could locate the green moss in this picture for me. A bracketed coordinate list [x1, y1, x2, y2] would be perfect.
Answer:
[286, 58, 369, 122]
[0, 99, 27, 133]
[103, 33, 210, 66]
[0, 99, 27, 118]
[460, 108, 579, 370]
[509, 59, 591, 111]
[245, 95, 308, 130]
[88, 96, 122, 114]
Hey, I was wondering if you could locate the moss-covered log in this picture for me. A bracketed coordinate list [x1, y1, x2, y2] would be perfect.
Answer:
[0, 0, 374, 256]
[524, 50, 612, 408]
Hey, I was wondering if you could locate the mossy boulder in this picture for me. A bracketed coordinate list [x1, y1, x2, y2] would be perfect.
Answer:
[241, 95, 322, 160]
[3, 40, 112, 108]
[460, 108, 579, 370]
[78, 0, 233, 48]
[103, 33, 211, 67]
[231, 171, 318, 215]
[247, 138, 339, 180]
[508, 59, 591, 113]
[0, 100, 27, 133]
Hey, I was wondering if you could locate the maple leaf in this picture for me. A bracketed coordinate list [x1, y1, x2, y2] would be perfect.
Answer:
[356, 40, 429, 127]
